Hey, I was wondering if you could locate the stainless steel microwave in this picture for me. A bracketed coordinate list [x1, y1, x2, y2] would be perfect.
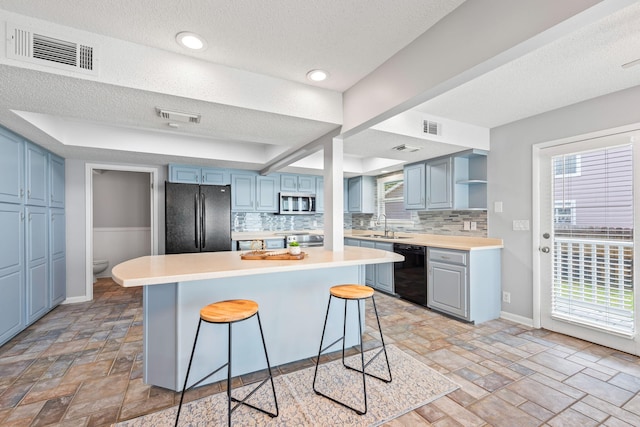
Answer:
[278, 192, 316, 214]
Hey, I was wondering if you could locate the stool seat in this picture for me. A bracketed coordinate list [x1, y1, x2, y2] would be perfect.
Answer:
[200, 299, 258, 323]
[330, 284, 374, 300]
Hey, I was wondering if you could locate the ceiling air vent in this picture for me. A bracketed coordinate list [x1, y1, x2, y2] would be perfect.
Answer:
[392, 144, 421, 153]
[6, 24, 97, 75]
[423, 120, 441, 136]
[156, 108, 201, 124]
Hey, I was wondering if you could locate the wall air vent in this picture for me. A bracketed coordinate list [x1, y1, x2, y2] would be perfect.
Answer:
[423, 120, 441, 136]
[156, 108, 201, 124]
[6, 24, 98, 75]
[392, 144, 421, 152]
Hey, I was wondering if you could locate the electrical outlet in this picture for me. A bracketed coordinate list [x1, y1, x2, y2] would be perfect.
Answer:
[463, 221, 471, 231]
[470, 221, 477, 230]
[513, 220, 530, 231]
[502, 291, 511, 303]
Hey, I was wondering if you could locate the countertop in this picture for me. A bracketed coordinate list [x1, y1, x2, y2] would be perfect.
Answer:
[112, 246, 403, 288]
[232, 230, 502, 251]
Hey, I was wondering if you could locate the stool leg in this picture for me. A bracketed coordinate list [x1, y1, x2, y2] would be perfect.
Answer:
[356, 298, 368, 414]
[175, 319, 203, 427]
[227, 322, 232, 426]
[256, 312, 279, 417]
[371, 295, 392, 382]
[312, 295, 333, 392]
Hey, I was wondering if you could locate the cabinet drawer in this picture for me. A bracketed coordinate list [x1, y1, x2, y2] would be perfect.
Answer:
[428, 248, 467, 266]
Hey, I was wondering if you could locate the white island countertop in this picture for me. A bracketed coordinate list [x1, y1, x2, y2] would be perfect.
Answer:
[112, 246, 403, 288]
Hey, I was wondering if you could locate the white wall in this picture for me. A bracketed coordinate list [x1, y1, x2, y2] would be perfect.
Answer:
[489, 85, 640, 321]
[93, 227, 151, 277]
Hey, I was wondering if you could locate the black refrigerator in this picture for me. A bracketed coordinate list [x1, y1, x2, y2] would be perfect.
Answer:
[165, 182, 232, 254]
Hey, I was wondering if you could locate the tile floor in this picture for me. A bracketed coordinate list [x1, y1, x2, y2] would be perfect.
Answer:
[2, 278, 640, 426]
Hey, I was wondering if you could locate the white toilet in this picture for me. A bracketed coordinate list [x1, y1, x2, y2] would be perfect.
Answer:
[93, 259, 109, 282]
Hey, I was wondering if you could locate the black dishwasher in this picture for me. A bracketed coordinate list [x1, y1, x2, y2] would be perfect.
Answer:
[393, 244, 427, 306]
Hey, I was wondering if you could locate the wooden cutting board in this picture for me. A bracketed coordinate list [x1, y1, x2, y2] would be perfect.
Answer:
[240, 251, 306, 260]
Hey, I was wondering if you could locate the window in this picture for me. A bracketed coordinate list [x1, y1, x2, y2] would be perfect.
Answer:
[377, 173, 412, 222]
[554, 154, 581, 177]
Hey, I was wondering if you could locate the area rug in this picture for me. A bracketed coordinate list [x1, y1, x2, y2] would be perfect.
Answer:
[114, 345, 458, 426]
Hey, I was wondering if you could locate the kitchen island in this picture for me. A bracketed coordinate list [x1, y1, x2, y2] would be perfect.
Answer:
[112, 246, 402, 391]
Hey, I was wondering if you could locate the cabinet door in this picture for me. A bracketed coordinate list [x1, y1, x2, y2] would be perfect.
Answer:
[297, 176, 315, 193]
[26, 206, 48, 324]
[169, 165, 201, 184]
[256, 176, 278, 212]
[344, 178, 349, 213]
[280, 174, 298, 192]
[428, 261, 468, 319]
[359, 239, 375, 287]
[201, 168, 229, 185]
[347, 177, 362, 212]
[315, 177, 324, 213]
[0, 203, 24, 345]
[49, 153, 65, 208]
[25, 143, 48, 206]
[49, 208, 66, 306]
[426, 157, 452, 210]
[404, 163, 426, 210]
[344, 238, 360, 247]
[374, 242, 394, 293]
[231, 174, 255, 211]
[0, 128, 24, 204]
[347, 176, 375, 213]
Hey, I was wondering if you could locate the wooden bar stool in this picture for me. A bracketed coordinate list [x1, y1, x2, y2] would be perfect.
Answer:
[312, 284, 392, 415]
[175, 299, 278, 426]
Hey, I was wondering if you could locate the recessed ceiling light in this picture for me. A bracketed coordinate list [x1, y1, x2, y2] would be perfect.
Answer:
[176, 32, 207, 50]
[306, 69, 329, 82]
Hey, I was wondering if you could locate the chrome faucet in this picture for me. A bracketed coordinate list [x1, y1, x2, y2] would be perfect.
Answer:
[376, 214, 388, 237]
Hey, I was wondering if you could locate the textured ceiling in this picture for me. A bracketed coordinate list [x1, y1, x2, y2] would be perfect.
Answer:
[0, 1, 638, 175]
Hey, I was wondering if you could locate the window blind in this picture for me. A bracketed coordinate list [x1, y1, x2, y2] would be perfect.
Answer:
[552, 144, 634, 335]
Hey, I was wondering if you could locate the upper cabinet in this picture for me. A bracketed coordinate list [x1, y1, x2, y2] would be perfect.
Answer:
[0, 127, 24, 204]
[404, 149, 487, 211]
[25, 142, 48, 207]
[347, 176, 375, 213]
[255, 175, 278, 212]
[49, 153, 65, 208]
[230, 173, 257, 211]
[315, 177, 324, 213]
[403, 162, 426, 210]
[426, 157, 453, 210]
[169, 164, 229, 185]
[280, 174, 315, 193]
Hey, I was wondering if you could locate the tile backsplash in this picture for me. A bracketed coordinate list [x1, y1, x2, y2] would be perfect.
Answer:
[232, 210, 486, 237]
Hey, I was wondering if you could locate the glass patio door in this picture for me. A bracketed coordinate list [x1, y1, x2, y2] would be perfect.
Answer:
[539, 137, 639, 354]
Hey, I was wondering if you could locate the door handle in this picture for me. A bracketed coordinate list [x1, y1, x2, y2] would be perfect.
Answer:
[194, 193, 200, 249]
[540, 246, 550, 253]
[201, 194, 206, 249]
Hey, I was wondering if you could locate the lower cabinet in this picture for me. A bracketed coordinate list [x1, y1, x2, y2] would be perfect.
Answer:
[0, 203, 24, 344]
[49, 208, 66, 306]
[26, 206, 48, 325]
[427, 247, 501, 323]
[345, 238, 394, 294]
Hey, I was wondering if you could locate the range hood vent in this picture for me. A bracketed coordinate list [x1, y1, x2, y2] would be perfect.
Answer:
[6, 24, 97, 75]
[423, 120, 441, 136]
[392, 144, 421, 152]
[156, 108, 201, 124]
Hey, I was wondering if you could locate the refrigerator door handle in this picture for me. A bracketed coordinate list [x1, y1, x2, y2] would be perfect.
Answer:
[194, 193, 200, 249]
[201, 193, 206, 249]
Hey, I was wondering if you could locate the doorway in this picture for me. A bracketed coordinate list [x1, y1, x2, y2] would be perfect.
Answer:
[85, 164, 159, 300]
[534, 129, 640, 354]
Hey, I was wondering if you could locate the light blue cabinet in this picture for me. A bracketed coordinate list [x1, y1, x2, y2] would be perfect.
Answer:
[403, 162, 426, 210]
[49, 153, 65, 208]
[280, 174, 315, 193]
[26, 142, 48, 207]
[231, 173, 256, 211]
[359, 240, 376, 287]
[0, 203, 24, 344]
[49, 208, 66, 306]
[315, 177, 324, 213]
[26, 205, 48, 325]
[256, 176, 278, 212]
[347, 176, 375, 213]
[0, 128, 24, 204]
[374, 242, 394, 293]
[169, 164, 229, 185]
[426, 157, 452, 210]
[344, 178, 349, 213]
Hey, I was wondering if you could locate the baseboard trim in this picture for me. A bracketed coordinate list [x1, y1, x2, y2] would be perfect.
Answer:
[61, 295, 92, 304]
[500, 311, 534, 328]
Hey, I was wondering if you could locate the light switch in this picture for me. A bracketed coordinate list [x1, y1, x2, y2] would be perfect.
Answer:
[463, 221, 471, 231]
[494, 201, 503, 213]
[470, 222, 477, 230]
[513, 220, 530, 231]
